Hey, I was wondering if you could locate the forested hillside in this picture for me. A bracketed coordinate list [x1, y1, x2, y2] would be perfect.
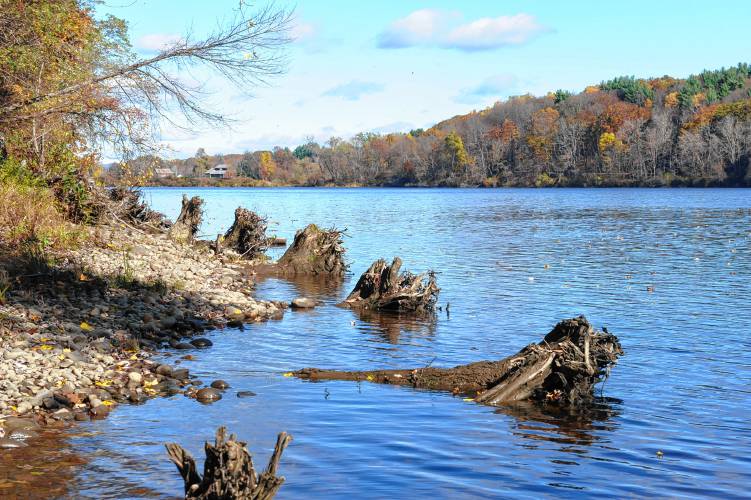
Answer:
[142, 64, 751, 187]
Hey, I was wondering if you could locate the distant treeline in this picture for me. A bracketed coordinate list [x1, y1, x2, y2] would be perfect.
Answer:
[118, 63, 751, 187]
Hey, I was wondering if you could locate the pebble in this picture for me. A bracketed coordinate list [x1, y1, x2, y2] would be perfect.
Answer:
[195, 387, 222, 403]
[210, 380, 229, 389]
[190, 338, 213, 348]
[236, 391, 256, 398]
[291, 297, 317, 309]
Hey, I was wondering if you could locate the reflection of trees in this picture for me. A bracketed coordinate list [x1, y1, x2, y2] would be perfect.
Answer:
[495, 398, 621, 448]
[254, 271, 345, 300]
[354, 309, 437, 344]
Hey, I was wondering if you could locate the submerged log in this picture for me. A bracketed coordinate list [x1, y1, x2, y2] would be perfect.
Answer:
[339, 257, 439, 313]
[276, 224, 346, 276]
[169, 195, 203, 243]
[295, 316, 623, 406]
[166, 427, 292, 500]
[222, 208, 268, 258]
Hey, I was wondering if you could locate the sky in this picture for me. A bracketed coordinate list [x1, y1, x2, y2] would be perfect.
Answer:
[100, 0, 751, 159]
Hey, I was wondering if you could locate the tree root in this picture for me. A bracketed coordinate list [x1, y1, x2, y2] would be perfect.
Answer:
[294, 316, 623, 407]
[166, 427, 292, 500]
[222, 208, 268, 258]
[339, 257, 439, 313]
[275, 224, 346, 276]
[169, 195, 203, 243]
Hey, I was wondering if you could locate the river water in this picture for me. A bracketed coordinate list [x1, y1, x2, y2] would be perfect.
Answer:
[15, 188, 751, 498]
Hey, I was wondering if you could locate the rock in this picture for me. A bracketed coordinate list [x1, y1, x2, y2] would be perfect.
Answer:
[174, 342, 193, 350]
[0, 437, 27, 449]
[195, 388, 222, 403]
[210, 380, 229, 389]
[155, 364, 173, 376]
[190, 338, 213, 348]
[128, 372, 143, 384]
[290, 297, 317, 309]
[172, 368, 189, 380]
[236, 391, 256, 398]
[52, 408, 74, 421]
[42, 398, 60, 410]
[90, 405, 110, 418]
[16, 401, 32, 414]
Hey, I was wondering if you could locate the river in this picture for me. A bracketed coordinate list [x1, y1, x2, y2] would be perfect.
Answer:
[15, 188, 751, 498]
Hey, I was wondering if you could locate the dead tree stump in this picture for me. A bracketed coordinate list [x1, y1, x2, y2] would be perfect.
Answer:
[166, 427, 292, 500]
[295, 316, 623, 407]
[169, 195, 203, 243]
[276, 224, 346, 276]
[339, 257, 439, 313]
[222, 208, 268, 259]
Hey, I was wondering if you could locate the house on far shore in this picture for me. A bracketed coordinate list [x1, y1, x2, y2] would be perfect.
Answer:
[154, 167, 175, 179]
[205, 164, 229, 178]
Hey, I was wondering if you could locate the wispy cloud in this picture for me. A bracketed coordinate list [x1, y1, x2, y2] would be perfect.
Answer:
[455, 74, 519, 104]
[322, 81, 385, 101]
[377, 10, 548, 51]
[135, 33, 184, 52]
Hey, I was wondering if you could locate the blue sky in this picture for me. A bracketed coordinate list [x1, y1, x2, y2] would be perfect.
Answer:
[101, 0, 751, 158]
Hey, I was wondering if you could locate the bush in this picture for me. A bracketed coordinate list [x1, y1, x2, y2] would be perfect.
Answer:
[0, 158, 83, 251]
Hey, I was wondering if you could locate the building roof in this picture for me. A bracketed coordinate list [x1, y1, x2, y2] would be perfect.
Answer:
[205, 164, 229, 175]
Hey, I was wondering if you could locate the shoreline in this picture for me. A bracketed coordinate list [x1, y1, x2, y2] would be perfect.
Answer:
[0, 219, 287, 449]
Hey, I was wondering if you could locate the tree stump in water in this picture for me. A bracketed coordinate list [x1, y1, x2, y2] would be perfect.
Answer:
[222, 208, 268, 258]
[169, 195, 203, 243]
[165, 427, 292, 500]
[339, 257, 439, 313]
[276, 224, 346, 276]
[295, 316, 623, 407]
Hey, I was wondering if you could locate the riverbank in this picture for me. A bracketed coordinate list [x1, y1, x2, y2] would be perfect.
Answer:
[0, 218, 286, 448]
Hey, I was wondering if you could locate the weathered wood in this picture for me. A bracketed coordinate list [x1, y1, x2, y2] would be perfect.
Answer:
[276, 224, 346, 276]
[339, 257, 439, 313]
[108, 187, 170, 230]
[169, 195, 203, 243]
[166, 427, 292, 500]
[295, 316, 623, 407]
[222, 208, 268, 258]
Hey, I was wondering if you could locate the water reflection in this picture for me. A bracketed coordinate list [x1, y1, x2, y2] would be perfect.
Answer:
[353, 309, 437, 344]
[497, 398, 621, 448]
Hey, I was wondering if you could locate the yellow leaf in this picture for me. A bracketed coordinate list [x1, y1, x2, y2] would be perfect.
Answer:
[95, 380, 112, 388]
[366, 374, 374, 381]
[79, 273, 89, 282]
[129, 354, 137, 360]
[463, 398, 474, 402]
[40, 345, 53, 351]
[80, 322, 93, 332]
[58, 355, 66, 360]
[282, 372, 293, 377]
[40, 337, 50, 342]
[63, 348, 71, 353]
[101, 400, 115, 406]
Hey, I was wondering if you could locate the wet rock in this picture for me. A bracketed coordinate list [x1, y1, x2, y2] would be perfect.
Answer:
[175, 342, 194, 350]
[172, 368, 190, 380]
[128, 372, 143, 384]
[190, 338, 213, 348]
[0, 437, 27, 448]
[90, 405, 110, 418]
[236, 391, 256, 398]
[195, 388, 222, 403]
[52, 408, 74, 421]
[155, 364, 173, 376]
[210, 380, 229, 389]
[42, 397, 60, 410]
[291, 297, 317, 309]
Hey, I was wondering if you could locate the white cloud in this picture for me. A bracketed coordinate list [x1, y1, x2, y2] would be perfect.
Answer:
[445, 14, 547, 51]
[322, 81, 385, 101]
[377, 10, 548, 51]
[135, 33, 184, 52]
[377, 9, 456, 48]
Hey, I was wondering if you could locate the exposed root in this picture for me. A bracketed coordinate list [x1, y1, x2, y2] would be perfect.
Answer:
[169, 195, 203, 243]
[222, 208, 268, 259]
[166, 427, 292, 500]
[294, 316, 623, 407]
[275, 224, 346, 276]
[339, 257, 439, 313]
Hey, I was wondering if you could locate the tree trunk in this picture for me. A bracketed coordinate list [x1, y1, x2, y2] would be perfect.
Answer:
[221, 207, 268, 258]
[275, 224, 346, 276]
[294, 316, 622, 407]
[166, 427, 292, 500]
[169, 195, 203, 243]
[339, 257, 439, 313]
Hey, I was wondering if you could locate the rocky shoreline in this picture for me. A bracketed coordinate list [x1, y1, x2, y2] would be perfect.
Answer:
[0, 220, 287, 448]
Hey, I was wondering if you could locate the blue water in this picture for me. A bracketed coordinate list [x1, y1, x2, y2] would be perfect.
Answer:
[63, 188, 751, 498]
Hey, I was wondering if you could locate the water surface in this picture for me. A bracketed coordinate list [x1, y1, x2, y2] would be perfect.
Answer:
[18, 188, 751, 498]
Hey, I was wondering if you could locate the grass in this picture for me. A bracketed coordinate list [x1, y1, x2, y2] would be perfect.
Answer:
[0, 158, 84, 252]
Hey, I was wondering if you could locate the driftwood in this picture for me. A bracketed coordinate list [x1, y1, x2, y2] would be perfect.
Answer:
[276, 224, 346, 276]
[339, 257, 439, 313]
[222, 208, 268, 258]
[295, 316, 623, 407]
[166, 427, 292, 500]
[169, 195, 204, 243]
[108, 187, 170, 229]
